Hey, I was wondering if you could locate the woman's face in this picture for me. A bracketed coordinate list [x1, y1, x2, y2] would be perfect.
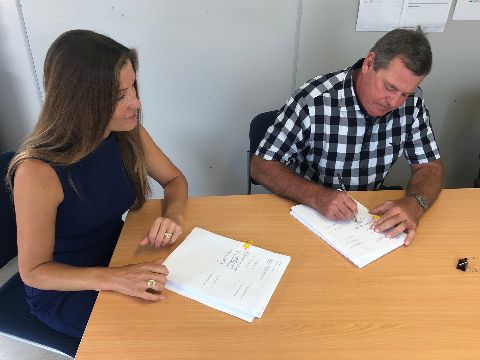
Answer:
[105, 60, 141, 137]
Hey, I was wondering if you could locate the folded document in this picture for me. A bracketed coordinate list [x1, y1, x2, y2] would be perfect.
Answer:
[290, 202, 405, 268]
[163, 227, 290, 322]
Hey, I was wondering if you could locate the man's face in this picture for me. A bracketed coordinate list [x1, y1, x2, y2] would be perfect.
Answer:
[356, 53, 425, 117]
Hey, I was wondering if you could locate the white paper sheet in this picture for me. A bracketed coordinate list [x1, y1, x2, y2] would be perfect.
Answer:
[163, 227, 290, 322]
[291, 201, 405, 268]
[400, 0, 453, 32]
[356, 0, 452, 32]
[356, 0, 404, 31]
[453, 0, 480, 20]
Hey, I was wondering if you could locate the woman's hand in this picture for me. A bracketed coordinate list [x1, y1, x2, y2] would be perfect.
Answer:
[139, 126, 187, 248]
[140, 217, 182, 248]
[107, 260, 169, 301]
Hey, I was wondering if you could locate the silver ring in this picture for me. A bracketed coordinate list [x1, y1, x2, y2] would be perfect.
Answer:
[147, 279, 156, 289]
[164, 232, 173, 239]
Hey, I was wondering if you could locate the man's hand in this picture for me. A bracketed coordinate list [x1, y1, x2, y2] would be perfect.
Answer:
[313, 188, 358, 221]
[369, 197, 424, 246]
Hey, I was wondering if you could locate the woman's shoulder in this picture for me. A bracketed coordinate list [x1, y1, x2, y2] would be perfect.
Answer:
[16, 158, 56, 176]
[15, 159, 63, 200]
[13, 158, 64, 220]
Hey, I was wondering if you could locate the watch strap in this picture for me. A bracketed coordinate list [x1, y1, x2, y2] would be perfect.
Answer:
[408, 193, 428, 210]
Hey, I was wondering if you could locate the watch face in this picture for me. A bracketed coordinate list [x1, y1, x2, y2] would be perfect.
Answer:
[409, 194, 428, 210]
[418, 196, 428, 209]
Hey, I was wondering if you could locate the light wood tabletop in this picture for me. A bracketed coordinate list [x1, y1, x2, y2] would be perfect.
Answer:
[76, 189, 480, 359]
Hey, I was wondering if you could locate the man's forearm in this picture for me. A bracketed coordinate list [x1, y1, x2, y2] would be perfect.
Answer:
[407, 159, 444, 207]
[250, 155, 327, 207]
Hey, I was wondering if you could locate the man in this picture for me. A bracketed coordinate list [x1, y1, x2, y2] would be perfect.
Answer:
[250, 28, 443, 246]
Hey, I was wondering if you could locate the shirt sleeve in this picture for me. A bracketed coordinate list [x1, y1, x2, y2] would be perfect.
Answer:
[403, 96, 441, 165]
[255, 92, 312, 166]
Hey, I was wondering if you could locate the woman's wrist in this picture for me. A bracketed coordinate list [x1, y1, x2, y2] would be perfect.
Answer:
[164, 212, 183, 225]
[94, 267, 116, 292]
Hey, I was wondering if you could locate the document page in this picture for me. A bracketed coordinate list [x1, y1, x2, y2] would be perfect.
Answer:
[453, 0, 480, 20]
[356, 0, 452, 32]
[400, 0, 453, 32]
[291, 201, 405, 268]
[356, 0, 404, 31]
[163, 227, 290, 322]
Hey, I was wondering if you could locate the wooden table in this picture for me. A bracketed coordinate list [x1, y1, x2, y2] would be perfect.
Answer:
[76, 189, 480, 359]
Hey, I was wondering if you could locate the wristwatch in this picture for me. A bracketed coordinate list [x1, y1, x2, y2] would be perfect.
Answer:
[408, 193, 429, 211]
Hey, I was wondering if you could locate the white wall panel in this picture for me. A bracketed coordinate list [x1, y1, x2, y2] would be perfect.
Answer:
[20, 0, 298, 196]
[0, 0, 40, 152]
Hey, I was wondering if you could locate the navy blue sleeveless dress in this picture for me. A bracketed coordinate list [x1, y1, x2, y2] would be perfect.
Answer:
[24, 133, 136, 338]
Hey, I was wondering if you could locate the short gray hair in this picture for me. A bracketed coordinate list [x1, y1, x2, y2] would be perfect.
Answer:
[370, 28, 432, 76]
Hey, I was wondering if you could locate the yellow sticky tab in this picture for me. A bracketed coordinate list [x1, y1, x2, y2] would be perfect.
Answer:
[243, 241, 253, 249]
[372, 215, 381, 220]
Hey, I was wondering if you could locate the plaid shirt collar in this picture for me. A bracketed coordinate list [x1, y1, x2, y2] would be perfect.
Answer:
[340, 58, 391, 121]
[338, 58, 363, 113]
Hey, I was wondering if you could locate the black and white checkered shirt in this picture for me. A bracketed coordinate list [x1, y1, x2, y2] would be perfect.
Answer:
[255, 59, 441, 190]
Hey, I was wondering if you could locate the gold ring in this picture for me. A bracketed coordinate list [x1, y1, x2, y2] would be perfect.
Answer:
[147, 279, 156, 289]
[164, 232, 173, 239]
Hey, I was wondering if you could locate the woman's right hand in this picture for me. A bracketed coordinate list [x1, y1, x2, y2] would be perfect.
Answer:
[106, 259, 169, 301]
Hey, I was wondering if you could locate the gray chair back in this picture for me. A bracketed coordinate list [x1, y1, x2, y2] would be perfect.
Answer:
[247, 110, 277, 194]
[0, 152, 16, 268]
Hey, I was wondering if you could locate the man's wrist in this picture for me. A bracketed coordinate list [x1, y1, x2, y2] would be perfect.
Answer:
[309, 184, 333, 208]
[407, 193, 429, 212]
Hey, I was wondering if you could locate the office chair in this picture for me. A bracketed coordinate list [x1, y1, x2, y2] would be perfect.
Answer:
[247, 110, 278, 194]
[0, 151, 80, 359]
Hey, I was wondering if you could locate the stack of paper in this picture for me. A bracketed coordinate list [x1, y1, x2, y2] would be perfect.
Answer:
[290, 201, 405, 268]
[162, 227, 290, 322]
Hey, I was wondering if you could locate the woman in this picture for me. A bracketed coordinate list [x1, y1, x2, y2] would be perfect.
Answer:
[6, 30, 188, 338]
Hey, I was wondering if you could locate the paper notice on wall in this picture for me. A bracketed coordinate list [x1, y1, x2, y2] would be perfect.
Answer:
[452, 0, 480, 20]
[356, 0, 453, 32]
[356, 0, 404, 31]
[400, 0, 453, 32]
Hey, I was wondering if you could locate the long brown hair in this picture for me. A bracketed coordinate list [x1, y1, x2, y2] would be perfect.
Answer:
[7, 29, 149, 209]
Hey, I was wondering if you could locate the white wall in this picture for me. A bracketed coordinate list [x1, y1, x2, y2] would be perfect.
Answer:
[19, 0, 299, 197]
[1, 0, 479, 196]
[0, 0, 40, 152]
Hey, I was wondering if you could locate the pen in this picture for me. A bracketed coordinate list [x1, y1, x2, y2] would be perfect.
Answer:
[336, 173, 358, 223]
